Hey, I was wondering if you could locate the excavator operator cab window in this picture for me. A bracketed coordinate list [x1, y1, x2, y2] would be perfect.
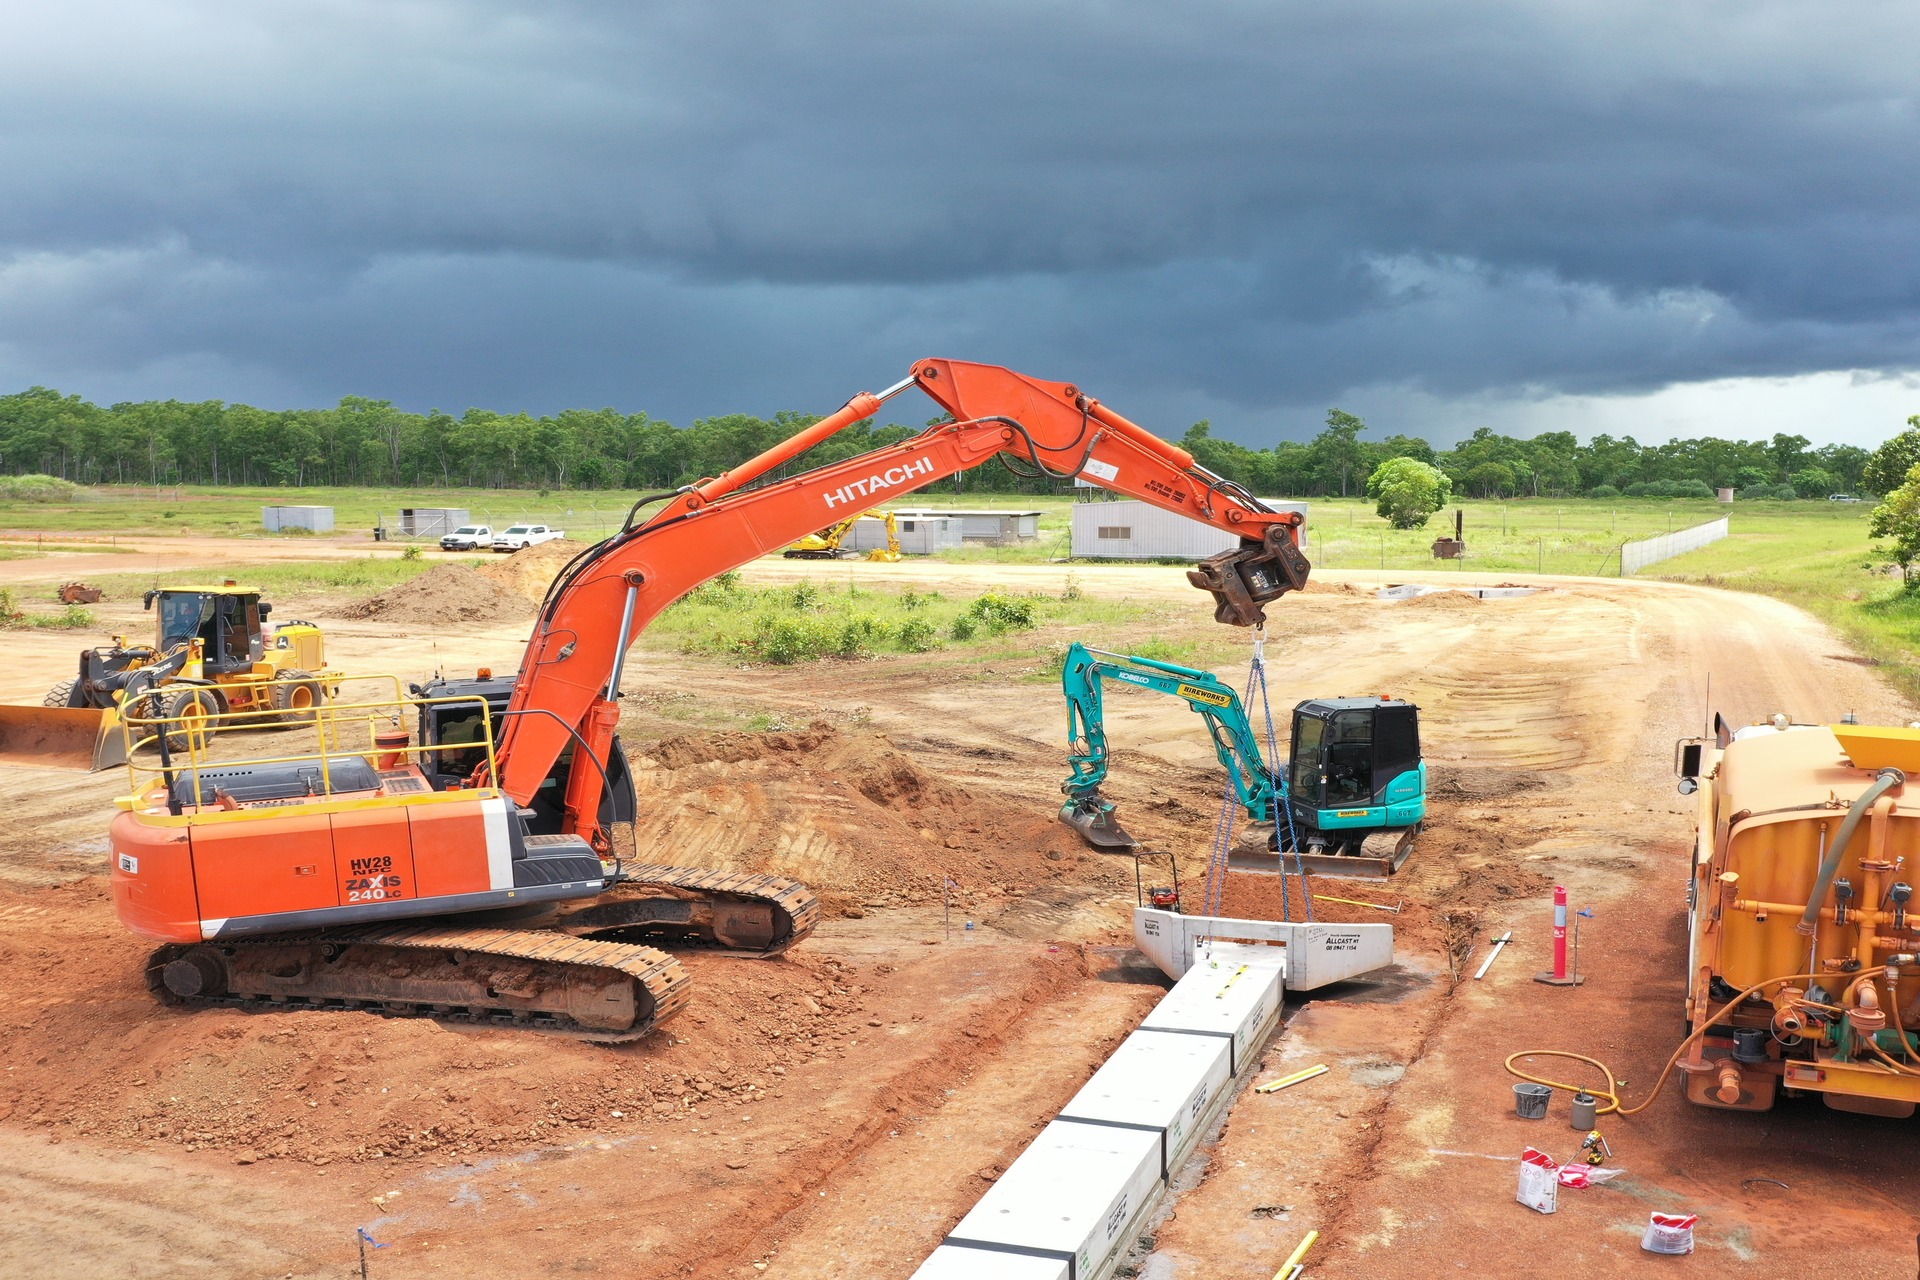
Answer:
[1372, 704, 1420, 792]
[1290, 711, 1325, 807]
[1324, 709, 1374, 807]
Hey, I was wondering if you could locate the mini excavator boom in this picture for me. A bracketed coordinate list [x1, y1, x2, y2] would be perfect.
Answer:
[108, 358, 1311, 1040]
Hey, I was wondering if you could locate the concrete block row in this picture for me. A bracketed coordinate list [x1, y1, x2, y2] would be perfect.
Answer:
[913, 942, 1287, 1280]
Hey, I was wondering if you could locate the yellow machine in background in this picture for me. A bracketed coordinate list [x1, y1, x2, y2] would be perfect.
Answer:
[782, 510, 903, 562]
[0, 583, 333, 770]
[1679, 719, 1920, 1117]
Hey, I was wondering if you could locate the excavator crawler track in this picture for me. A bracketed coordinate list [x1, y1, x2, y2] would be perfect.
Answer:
[145, 924, 692, 1043]
[556, 864, 821, 957]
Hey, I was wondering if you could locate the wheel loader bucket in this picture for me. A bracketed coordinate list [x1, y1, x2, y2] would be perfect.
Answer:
[0, 703, 127, 771]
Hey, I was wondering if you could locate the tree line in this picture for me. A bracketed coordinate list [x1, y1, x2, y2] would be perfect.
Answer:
[0, 385, 1899, 499]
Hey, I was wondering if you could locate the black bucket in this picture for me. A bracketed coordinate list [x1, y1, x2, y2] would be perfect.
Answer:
[1513, 1083, 1551, 1119]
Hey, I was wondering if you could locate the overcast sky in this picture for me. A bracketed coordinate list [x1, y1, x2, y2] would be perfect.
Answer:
[1, 1, 1915, 448]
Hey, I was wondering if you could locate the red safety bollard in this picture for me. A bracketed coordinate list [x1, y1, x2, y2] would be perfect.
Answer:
[1534, 884, 1584, 987]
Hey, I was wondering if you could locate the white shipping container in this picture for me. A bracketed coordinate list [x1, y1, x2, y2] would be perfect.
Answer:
[911, 1245, 1070, 1280]
[261, 505, 335, 533]
[1137, 942, 1287, 1074]
[1058, 1029, 1232, 1178]
[398, 507, 470, 537]
[1070, 499, 1307, 560]
[942, 1120, 1162, 1280]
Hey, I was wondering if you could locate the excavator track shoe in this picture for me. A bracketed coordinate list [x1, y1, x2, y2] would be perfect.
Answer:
[144, 925, 691, 1042]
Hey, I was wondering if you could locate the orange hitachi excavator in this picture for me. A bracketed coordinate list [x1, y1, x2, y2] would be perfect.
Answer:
[108, 359, 1310, 1040]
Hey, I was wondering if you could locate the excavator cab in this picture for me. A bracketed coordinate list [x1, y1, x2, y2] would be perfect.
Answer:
[1285, 698, 1425, 838]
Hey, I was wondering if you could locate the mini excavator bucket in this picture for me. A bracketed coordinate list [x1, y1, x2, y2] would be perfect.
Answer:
[1187, 525, 1311, 627]
[0, 702, 125, 771]
[1059, 796, 1141, 852]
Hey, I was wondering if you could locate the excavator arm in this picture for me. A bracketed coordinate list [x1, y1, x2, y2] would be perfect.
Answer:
[1059, 640, 1280, 850]
[493, 358, 1310, 847]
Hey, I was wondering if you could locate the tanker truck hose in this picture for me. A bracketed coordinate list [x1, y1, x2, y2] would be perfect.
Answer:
[1506, 966, 1888, 1117]
[1800, 767, 1904, 934]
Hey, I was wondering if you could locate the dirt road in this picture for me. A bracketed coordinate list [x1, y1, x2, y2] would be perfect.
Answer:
[0, 555, 1915, 1277]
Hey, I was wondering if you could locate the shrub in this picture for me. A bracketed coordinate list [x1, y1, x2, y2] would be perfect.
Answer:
[1587, 484, 1620, 499]
[836, 614, 889, 658]
[1060, 573, 1085, 602]
[897, 617, 939, 651]
[968, 591, 1038, 633]
[751, 615, 837, 664]
[400, 544, 422, 560]
[788, 582, 821, 610]
[0, 474, 82, 502]
[949, 613, 979, 641]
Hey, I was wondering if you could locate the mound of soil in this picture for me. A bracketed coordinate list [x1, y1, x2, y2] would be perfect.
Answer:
[628, 723, 1094, 918]
[475, 538, 588, 603]
[1401, 589, 1482, 609]
[340, 564, 534, 626]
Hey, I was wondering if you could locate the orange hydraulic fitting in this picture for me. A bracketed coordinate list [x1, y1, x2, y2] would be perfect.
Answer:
[1846, 979, 1888, 1035]
[1714, 1062, 1745, 1105]
[1771, 986, 1808, 1037]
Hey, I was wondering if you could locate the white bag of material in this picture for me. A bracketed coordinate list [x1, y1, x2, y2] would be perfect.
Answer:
[1516, 1147, 1558, 1215]
[1641, 1212, 1697, 1254]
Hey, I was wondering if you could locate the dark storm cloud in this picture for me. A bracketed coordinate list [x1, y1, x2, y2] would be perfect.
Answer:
[0, 0, 1915, 436]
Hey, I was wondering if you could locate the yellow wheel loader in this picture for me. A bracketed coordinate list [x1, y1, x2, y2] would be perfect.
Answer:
[0, 583, 334, 770]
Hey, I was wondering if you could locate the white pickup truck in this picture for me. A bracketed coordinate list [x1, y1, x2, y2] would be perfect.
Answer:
[439, 524, 493, 551]
[492, 524, 565, 552]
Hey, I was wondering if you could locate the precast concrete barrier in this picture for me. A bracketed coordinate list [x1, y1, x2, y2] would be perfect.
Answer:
[911, 942, 1289, 1280]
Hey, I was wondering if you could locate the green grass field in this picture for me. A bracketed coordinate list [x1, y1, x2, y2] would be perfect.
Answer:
[5, 481, 1910, 692]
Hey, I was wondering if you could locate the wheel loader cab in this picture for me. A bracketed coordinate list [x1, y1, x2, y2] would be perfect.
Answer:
[145, 588, 266, 674]
[1287, 697, 1425, 831]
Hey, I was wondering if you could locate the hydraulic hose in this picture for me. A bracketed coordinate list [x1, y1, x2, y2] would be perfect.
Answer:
[1506, 966, 1889, 1117]
[1800, 768, 1903, 934]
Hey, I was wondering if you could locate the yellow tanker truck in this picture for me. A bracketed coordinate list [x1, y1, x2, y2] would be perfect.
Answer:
[1679, 718, 1920, 1117]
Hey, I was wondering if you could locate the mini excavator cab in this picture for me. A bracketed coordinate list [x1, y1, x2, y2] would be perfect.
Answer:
[1286, 698, 1425, 837]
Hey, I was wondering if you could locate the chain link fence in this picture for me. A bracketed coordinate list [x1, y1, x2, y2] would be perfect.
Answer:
[1621, 516, 1729, 575]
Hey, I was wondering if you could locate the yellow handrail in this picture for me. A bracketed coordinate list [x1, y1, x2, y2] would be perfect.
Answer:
[116, 673, 502, 808]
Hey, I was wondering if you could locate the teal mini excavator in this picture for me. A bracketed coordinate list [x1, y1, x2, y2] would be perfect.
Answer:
[1058, 641, 1426, 876]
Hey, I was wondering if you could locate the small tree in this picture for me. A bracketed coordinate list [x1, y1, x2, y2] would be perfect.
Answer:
[1868, 461, 1920, 586]
[1367, 457, 1452, 529]
[1864, 421, 1920, 495]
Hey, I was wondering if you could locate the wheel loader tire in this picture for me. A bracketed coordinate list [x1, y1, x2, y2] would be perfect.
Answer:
[43, 679, 76, 709]
[159, 687, 223, 754]
[268, 670, 323, 726]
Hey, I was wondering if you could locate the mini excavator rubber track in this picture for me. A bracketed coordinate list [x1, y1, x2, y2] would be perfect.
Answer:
[557, 864, 821, 957]
[146, 924, 692, 1043]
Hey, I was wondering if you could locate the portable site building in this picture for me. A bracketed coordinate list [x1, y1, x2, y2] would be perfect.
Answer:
[894, 509, 1041, 545]
[398, 507, 470, 537]
[261, 505, 335, 533]
[1069, 499, 1308, 560]
[846, 513, 962, 555]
